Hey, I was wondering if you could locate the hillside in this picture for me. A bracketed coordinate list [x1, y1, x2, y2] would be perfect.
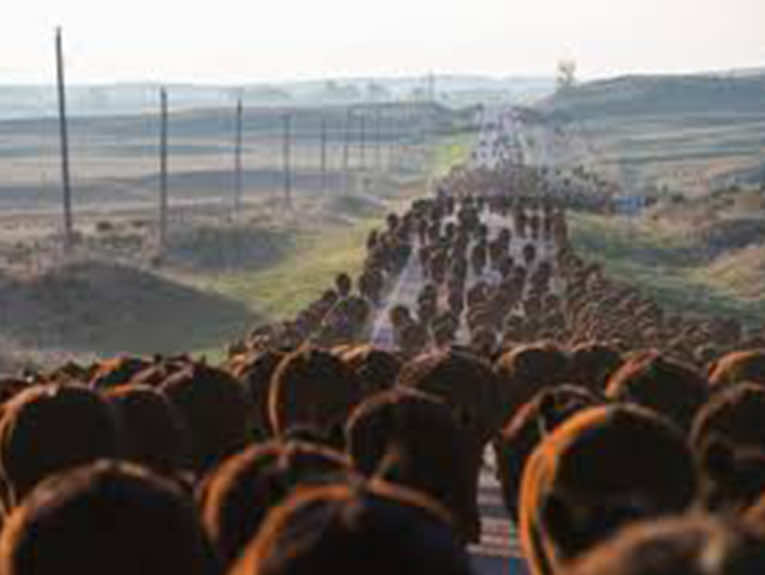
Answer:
[523, 72, 765, 197]
[539, 73, 765, 120]
[528, 71, 765, 327]
[0, 260, 256, 357]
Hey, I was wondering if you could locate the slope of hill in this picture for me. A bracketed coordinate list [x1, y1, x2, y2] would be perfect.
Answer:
[540, 73, 765, 120]
[524, 71, 765, 197]
[531, 71, 765, 327]
[0, 260, 256, 357]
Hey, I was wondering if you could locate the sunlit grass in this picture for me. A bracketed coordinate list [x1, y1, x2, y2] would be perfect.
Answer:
[693, 245, 765, 300]
[211, 217, 380, 318]
[430, 132, 476, 178]
[188, 134, 474, 361]
[569, 212, 765, 326]
[190, 216, 381, 362]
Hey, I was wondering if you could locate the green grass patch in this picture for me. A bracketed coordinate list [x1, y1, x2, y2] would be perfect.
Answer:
[194, 137, 454, 324]
[185, 139, 444, 360]
[569, 212, 765, 326]
[197, 216, 380, 321]
[430, 133, 476, 178]
[569, 213, 699, 267]
[323, 193, 386, 219]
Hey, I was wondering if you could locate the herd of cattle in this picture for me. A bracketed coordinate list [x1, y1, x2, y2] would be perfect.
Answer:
[1, 160, 765, 575]
[471, 108, 525, 169]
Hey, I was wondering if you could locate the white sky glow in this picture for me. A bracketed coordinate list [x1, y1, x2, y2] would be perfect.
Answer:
[1, 0, 764, 84]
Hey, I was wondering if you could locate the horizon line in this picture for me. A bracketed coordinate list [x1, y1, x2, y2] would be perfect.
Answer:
[1, 64, 764, 88]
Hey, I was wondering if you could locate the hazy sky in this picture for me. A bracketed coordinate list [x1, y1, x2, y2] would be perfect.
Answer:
[1, 0, 764, 84]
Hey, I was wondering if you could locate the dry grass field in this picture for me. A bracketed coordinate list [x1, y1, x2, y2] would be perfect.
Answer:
[0, 103, 475, 370]
[521, 74, 765, 330]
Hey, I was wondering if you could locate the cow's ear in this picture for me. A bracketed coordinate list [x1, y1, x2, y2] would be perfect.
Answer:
[702, 435, 735, 478]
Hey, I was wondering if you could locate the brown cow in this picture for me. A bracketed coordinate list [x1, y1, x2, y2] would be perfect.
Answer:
[0, 384, 120, 508]
[161, 363, 253, 474]
[227, 349, 287, 440]
[339, 344, 402, 397]
[345, 387, 477, 542]
[605, 350, 709, 432]
[494, 385, 601, 524]
[566, 515, 765, 575]
[103, 384, 190, 476]
[0, 460, 218, 575]
[519, 404, 697, 575]
[268, 347, 361, 448]
[229, 480, 470, 575]
[494, 341, 570, 424]
[198, 439, 350, 568]
[709, 349, 765, 390]
[567, 342, 623, 394]
[690, 383, 765, 512]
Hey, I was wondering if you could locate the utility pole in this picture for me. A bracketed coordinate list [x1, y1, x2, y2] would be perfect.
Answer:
[320, 114, 327, 192]
[159, 88, 168, 252]
[233, 98, 243, 214]
[388, 109, 396, 169]
[342, 108, 351, 191]
[359, 111, 366, 171]
[424, 73, 436, 165]
[55, 27, 73, 249]
[283, 112, 292, 210]
[374, 106, 382, 172]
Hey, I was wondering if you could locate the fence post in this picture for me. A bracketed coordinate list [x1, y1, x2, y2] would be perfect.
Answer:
[55, 27, 73, 249]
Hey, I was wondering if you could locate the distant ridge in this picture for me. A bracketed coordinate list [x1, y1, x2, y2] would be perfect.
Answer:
[538, 71, 765, 119]
[0, 75, 554, 121]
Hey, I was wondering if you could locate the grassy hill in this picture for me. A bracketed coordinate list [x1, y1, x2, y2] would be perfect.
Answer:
[540, 73, 765, 120]
[525, 72, 765, 197]
[544, 72, 765, 327]
[568, 212, 765, 328]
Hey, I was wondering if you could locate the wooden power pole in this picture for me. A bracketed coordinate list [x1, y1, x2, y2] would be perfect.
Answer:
[159, 88, 168, 252]
[283, 112, 292, 210]
[320, 114, 327, 192]
[388, 110, 396, 169]
[359, 111, 366, 171]
[427, 71, 435, 103]
[55, 27, 73, 249]
[234, 98, 243, 213]
[342, 108, 351, 191]
[375, 106, 382, 172]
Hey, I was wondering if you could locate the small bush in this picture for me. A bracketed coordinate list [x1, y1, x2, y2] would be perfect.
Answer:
[96, 221, 114, 233]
